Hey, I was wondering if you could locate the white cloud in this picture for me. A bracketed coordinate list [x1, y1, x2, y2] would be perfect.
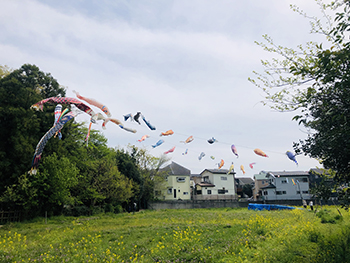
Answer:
[0, 0, 326, 174]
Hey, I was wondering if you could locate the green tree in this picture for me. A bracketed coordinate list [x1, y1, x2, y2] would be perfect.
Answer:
[0, 65, 12, 79]
[1, 153, 79, 217]
[0, 64, 65, 192]
[242, 184, 253, 198]
[127, 145, 170, 208]
[249, 1, 350, 189]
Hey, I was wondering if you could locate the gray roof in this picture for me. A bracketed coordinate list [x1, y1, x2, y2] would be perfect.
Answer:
[267, 171, 309, 177]
[160, 161, 191, 176]
[190, 174, 201, 179]
[261, 183, 276, 189]
[200, 169, 235, 175]
[255, 170, 309, 179]
[236, 177, 254, 185]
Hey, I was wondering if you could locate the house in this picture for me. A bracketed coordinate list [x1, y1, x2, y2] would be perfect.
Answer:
[259, 171, 311, 201]
[194, 169, 236, 200]
[253, 171, 272, 201]
[235, 177, 254, 198]
[155, 162, 191, 201]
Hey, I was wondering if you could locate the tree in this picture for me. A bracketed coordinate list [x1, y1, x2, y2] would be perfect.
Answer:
[0, 64, 66, 193]
[242, 184, 253, 198]
[249, 1, 350, 189]
[0, 65, 12, 79]
[126, 145, 170, 208]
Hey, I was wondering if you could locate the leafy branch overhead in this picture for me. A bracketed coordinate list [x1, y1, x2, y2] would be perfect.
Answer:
[250, 0, 350, 207]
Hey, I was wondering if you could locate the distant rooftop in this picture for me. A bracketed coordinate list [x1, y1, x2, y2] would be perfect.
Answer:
[254, 170, 309, 179]
[200, 169, 235, 175]
[235, 177, 254, 185]
[160, 161, 191, 176]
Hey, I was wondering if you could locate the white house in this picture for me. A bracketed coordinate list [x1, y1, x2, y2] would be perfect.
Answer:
[260, 171, 311, 201]
[155, 162, 191, 201]
[194, 169, 236, 200]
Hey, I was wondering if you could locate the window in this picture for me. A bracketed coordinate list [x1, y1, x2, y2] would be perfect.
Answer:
[221, 176, 227, 181]
[218, 189, 226, 194]
[167, 188, 172, 194]
[183, 192, 189, 195]
[302, 190, 309, 194]
[207, 190, 212, 195]
[281, 180, 287, 184]
[203, 176, 209, 182]
[296, 178, 308, 183]
[196, 190, 202, 195]
[277, 191, 287, 195]
[296, 191, 300, 194]
[263, 191, 268, 195]
[177, 177, 186, 183]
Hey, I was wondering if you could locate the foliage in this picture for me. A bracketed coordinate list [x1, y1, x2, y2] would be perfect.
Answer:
[249, 1, 350, 204]
[0, 207, 349, 262]
[242, 183, 253, 197]
[309, 169, 334, 203]
[0, 65, 12, 79]
[0, 63, 165, 217]
[0, 64, 65, 193]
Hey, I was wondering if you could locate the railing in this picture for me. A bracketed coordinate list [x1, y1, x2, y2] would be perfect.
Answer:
[193, 194, 237, 201]
[0, 211, 21, 224]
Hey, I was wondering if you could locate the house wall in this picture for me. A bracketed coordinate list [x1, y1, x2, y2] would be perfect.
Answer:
[201, 171, 235, 196]
[262, 176, 311, 201]
[161, 175, 191, 200]
[253, 179, 270, 200]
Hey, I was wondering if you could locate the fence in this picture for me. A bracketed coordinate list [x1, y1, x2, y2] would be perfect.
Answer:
[0, 211, 21, 224]
[148, 198, 337, 210]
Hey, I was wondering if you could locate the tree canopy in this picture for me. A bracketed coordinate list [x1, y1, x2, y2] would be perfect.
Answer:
[0, 64, 166, 218]
[250, 1, 350, 207]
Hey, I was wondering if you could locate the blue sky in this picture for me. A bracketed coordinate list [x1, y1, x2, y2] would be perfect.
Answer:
[0, 0, 329, 176]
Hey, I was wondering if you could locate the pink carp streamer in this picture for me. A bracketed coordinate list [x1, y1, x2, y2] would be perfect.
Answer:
[73, 90, 112, 117]
[31, 97, 97, 122]
[164, 146, 175, 154]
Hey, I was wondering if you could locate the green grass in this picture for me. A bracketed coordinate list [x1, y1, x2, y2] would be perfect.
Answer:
[0, 206, 349, 262]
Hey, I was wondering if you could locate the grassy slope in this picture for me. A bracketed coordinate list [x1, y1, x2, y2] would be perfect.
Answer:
[0, 206, 349, 262]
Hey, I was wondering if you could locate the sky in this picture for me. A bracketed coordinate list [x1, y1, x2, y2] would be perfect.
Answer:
[0, 0, 331, 177]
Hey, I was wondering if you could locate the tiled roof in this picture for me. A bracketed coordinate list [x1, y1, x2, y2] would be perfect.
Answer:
[190, 174, 201, 178]
[236, 177, 254, 185]
[254, 170, 309, 179]
[200, 169, 235, 175]
[267, 171, 309, 177]
[160, 161, 191, 175]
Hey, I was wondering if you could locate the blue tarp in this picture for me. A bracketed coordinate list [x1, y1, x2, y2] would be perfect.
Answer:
[248, 203, 296, 211]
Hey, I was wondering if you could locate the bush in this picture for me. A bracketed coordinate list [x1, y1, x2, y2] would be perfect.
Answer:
[316, 209, 343, 224]
[63, 205, 91, 217]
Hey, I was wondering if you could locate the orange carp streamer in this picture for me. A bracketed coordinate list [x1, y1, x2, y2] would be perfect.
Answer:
[254, 148, 268, 157]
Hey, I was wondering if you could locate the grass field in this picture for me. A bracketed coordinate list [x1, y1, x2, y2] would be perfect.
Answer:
[0, 206, 349, 262]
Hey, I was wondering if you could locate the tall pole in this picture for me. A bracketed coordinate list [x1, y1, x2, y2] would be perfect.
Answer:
[297, 180, 303, 201]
